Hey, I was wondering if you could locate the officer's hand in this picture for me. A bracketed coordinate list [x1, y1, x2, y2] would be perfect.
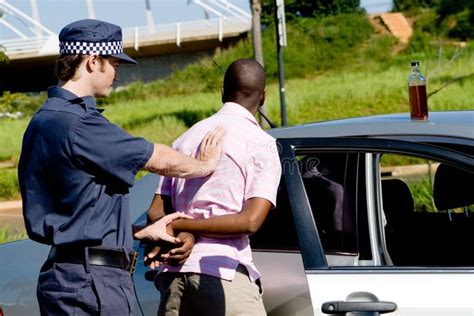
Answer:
[132, 224, 144, 235]
[144, 242, 174, 270]
[197, 126, 225, 173]
[161, 232, 195, 266]
[134, 212, 192, 244]
[144, 244, 162, 269]
[145, 222, 179, 269]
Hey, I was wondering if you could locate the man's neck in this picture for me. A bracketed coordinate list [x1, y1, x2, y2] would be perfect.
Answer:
[225, 100, 258, 116]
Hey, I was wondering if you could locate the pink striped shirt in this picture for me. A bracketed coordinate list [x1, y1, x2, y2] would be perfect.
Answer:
[156, 102, 281, 281]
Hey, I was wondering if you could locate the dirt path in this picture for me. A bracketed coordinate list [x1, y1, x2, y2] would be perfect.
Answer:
[0, 200, 24, 229]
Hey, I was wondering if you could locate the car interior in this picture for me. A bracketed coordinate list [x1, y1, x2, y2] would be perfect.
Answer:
[382, 162, 474, 267]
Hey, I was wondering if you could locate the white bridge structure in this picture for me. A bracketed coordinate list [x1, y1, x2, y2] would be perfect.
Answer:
[0, 0, 251, 91]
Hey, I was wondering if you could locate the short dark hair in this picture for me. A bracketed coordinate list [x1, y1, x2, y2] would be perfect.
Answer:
[222, 59, 265, 104]
[54, 54, 110, 82]
[54, 54, 86, 82]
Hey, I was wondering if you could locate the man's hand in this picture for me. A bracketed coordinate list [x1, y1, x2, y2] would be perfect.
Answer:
[134, 212, 192, 243]
[144, 232, 195, 269]
[161, 232, 195, 266]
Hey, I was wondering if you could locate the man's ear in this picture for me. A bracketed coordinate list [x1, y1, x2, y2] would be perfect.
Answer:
[259, 90, 266, 107]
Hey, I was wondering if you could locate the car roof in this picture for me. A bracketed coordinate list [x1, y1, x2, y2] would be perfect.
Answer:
[268, 110, 474, 140]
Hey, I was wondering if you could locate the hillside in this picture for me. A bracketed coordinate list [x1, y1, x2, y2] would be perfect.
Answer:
[0, 12, 473, 202]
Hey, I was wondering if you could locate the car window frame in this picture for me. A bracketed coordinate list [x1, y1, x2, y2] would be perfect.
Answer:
[277, 137, 474, 271]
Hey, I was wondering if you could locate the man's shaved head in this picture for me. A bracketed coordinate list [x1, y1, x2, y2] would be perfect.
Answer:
[222, 59, 265, 113]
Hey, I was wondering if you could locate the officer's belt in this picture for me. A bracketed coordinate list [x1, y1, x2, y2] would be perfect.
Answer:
[49, 245, 139, 274]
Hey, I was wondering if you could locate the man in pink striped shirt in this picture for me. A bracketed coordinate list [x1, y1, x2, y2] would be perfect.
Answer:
[135, 58, 281, 315]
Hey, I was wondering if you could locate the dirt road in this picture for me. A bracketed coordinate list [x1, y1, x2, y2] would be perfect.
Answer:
[0, 200, 24, 229]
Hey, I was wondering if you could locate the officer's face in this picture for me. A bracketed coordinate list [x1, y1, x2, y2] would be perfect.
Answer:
[94, 56, 120, 97]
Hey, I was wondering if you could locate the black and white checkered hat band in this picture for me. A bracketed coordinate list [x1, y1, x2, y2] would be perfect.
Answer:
[59, 41, 123, 55]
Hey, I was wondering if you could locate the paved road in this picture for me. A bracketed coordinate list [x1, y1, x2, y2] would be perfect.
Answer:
[0, 200, 24, 229]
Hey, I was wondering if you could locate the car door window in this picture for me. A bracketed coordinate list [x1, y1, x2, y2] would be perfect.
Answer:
[380, 154, 474, 267]
[251, 151, 371, 267]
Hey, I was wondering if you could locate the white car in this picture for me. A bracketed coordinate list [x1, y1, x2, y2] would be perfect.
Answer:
[1, 110, 473, 315]
[252, 110, 474, 315]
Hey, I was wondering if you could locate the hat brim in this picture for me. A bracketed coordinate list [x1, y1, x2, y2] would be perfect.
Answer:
[112, 53, 138, 64]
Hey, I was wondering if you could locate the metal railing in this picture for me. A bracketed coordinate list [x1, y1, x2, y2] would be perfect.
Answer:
[0, 16, 250, 59]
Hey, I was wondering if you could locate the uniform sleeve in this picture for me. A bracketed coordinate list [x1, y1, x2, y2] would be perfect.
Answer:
[72, 112, 154, 187]
[244, 140, 282, 207]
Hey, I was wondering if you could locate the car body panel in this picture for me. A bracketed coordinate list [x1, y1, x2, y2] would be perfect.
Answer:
[269, 111, 474, 140]
[306, 272, 474, 315]
[0, 241, 47, 315]
[253, 250, 312, 316]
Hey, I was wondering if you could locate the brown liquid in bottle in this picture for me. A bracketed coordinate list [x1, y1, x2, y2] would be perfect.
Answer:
[409, 85, 428, 121]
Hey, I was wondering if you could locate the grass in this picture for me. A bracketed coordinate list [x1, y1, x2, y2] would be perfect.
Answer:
[0, 224, 27, 244]
[0, 168, 20, 201]
[407, 176, 436, 212]
[0, 118, 28, 161]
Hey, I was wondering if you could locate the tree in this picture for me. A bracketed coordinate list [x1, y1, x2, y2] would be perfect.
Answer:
[0, 46, 8, 64]
[393, 0, 436, 12]
[261, 0, 362, 22]
[252, 0, 265, 67]
[251, 0, 270, 128]
[393, 0, 473, 40]
[436, 0, 473, 40]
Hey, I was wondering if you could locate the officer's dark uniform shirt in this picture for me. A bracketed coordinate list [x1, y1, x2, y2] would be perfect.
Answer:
[18, 86, 153, 251]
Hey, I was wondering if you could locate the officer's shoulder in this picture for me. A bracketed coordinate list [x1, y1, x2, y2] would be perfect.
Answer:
[43, 98, 106, 121]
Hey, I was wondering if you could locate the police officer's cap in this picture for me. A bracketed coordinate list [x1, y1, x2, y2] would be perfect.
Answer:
[59, 19, 137, 64]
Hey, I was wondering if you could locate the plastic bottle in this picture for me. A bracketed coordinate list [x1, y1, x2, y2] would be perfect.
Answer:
[408, 61, 428, 121]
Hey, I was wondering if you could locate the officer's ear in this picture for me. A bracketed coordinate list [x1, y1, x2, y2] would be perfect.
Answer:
[85, 54, 102, 72]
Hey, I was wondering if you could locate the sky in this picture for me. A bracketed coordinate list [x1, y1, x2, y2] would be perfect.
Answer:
[0, 0, 392, 40]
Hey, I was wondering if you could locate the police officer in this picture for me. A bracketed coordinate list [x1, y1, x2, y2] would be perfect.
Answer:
[18, 19, 223, 315]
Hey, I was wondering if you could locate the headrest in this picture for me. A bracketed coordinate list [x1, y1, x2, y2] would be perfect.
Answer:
[381, 179, 414, 218]
[433, 164, 474, 210]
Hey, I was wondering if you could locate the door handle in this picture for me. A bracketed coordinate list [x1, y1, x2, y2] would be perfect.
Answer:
[321, 292, 397, 315]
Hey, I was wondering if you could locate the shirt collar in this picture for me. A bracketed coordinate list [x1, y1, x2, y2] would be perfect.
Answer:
[218, 102, 259, 127]
[47, 86, 102, 113]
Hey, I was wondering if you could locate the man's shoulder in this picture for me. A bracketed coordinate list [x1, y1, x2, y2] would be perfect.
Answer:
[173, 116, 218, 148]
[246, 125, 276, 145]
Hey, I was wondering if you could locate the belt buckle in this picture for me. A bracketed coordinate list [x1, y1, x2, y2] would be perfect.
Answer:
[127, 251, 139, 274]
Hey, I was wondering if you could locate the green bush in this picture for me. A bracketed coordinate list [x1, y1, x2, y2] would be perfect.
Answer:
[393, 0, 436, 12]
[395, 0, 474, 41]
[0, 91, 46, 116]
[265, 14, 373, 78]
[446, 9, 474, 40]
